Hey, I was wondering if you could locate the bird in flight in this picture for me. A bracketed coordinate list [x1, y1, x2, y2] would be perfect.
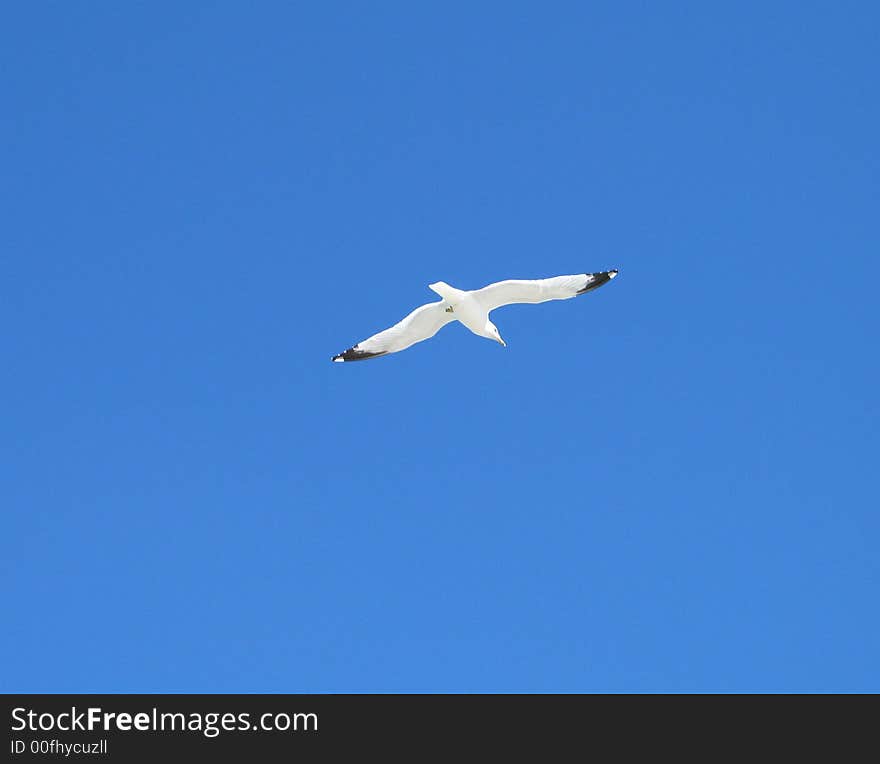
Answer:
[332, 269, 619, 362]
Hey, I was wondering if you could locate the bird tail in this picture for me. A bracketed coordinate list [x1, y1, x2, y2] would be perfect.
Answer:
[428, 281, 459, 301]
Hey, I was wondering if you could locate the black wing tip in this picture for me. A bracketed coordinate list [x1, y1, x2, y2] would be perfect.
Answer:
[576, 269, 619, 295]
[331, 345, 389, 363]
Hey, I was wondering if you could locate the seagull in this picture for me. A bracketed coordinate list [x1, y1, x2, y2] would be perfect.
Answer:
[332, 269, 619, 362]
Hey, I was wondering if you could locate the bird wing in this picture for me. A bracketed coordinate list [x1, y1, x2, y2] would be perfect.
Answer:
[472, 270, 618, 312]
[332, 301, 455, 362]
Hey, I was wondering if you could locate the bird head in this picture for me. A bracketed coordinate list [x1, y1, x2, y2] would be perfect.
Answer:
[486, 320, 506, 347]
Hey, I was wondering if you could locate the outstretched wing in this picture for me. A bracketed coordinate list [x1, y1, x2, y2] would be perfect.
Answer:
[473, 270, 618, 312]
[332, 301, 455, 362]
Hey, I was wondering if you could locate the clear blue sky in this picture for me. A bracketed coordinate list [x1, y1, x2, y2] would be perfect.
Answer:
[3, 2, 878, 692]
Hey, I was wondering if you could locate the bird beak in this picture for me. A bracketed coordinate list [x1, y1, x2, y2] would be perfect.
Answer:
[498, 338, 507, 347]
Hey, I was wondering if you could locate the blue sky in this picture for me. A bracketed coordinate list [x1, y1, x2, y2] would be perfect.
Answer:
[2, 2, 878, 692]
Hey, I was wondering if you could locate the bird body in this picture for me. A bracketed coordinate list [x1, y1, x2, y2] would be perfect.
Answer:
[429, 281, 500, 344]
[332, 269, 618, 362]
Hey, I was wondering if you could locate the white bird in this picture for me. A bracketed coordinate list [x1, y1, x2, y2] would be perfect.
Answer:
[332, 269, 619, 362]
